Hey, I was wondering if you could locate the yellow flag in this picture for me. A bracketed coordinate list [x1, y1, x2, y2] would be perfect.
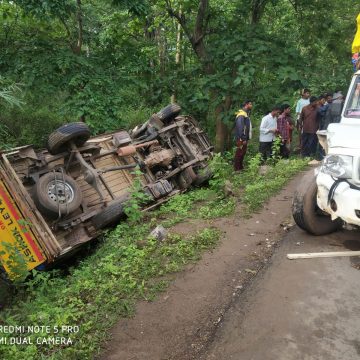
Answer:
[352, 13, 360, 53]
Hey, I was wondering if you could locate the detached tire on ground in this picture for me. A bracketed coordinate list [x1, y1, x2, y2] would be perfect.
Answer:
[34, 173, 83, 218]
[292, 170, 342, 235]
[156, 104, 181, 123]
[47, 122, 91, 155]
[91, 200, 126, 230]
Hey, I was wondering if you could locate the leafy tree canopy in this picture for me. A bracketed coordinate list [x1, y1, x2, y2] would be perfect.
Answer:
[0, 0, 359, 149]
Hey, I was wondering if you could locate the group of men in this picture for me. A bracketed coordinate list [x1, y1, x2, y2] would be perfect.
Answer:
[234, 101, 294, 171]
[296, 89, 343, 157]
[233, 89, 344, 171]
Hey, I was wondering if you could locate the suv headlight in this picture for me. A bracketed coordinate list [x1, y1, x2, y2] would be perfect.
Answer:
[321, 154, 353, 179]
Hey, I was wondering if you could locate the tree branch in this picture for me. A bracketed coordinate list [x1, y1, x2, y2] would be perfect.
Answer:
[165, 0, 192, 44]
[59, 16, 74, 51]
[74, 0, 83, 55]
[251, 0, 268, 24]
[194, 0, 209, 42]
[165, 0, 212, 73]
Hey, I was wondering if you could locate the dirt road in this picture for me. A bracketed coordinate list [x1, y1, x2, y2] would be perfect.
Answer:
[100, 171, 360, 360]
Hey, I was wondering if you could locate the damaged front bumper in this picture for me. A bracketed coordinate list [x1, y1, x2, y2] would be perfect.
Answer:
[316, 171, 360, 226]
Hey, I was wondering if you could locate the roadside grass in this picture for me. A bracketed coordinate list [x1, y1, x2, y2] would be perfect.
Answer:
[0, 151, 307, 360]
[237, 156, 309, 215]
[0, 225, 220, 360]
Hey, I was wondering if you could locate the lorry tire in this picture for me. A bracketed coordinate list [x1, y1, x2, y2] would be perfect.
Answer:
[34, 173, 83, 218]
[91, 200, 125, 230]
[193, 165, 212, 186]
[156, 104, 181, 123]
[47, 122, 91, 155]
[292, 171, 342, 235]
[177, 167, 195, 190]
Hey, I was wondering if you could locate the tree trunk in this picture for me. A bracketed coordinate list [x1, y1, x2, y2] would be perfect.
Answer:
[72, 0, 83, 55]
[214, 94, 232, 152]
[166, 0, 212, 73]
[224, 95, 233, 150]
[156, 27, 167, 77]
[171, 7, 183, 104]
[167, 0, 225, 147]
[215, 112, 226, 153]
[251, 0, 269, 24]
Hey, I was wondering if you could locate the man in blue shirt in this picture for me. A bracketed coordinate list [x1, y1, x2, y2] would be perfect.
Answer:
[234, 100, 253, 171]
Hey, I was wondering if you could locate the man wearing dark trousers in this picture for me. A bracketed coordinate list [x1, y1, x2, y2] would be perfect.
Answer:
[259, 106, 281, 162]
[234, 101, 253, 171]
[300, 96, 320, 157]
[277, 104, 293, 158]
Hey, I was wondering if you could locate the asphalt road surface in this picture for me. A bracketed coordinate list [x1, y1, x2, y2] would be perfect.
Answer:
[203, 226, 360, 360]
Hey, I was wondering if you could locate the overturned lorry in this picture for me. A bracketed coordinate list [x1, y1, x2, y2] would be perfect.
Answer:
[0, 104, 212, 278]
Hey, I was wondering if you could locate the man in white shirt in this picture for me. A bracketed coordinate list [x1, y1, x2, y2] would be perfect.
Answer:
[259, 106, 282, 162]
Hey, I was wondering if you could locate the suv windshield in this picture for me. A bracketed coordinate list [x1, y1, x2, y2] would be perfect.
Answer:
[345, 76, 360, 117]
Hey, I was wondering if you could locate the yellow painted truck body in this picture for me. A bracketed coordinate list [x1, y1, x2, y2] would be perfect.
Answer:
[0, 106, 212, 280]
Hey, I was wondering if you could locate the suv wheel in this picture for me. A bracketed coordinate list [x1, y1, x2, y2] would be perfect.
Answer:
[292, 170, 342, 235]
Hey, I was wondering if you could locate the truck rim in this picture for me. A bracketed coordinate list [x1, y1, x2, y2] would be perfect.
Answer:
[47, 180, 75, 204]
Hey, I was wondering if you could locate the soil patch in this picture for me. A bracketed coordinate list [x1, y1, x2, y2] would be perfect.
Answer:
[99, 171, 306, 360]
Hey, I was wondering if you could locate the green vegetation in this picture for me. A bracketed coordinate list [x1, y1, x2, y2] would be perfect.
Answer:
[0, 0, 358, 150]
[0, 223, 220, 360]
[0, 0, 349, 357]
[0, 151, 307, 360]
[241, 158, 308, 214]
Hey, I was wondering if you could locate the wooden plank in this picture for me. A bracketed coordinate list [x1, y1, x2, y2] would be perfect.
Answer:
[112, 189, 129, 196]
[101, 171, 127, 182]
[287, 251, 360, 260]
[51, 230, 70, 249]
[102, 177, 128, 187]
[104, 170, 131, 181]
[83, 190, 112, 203]
[94, 160, 117, 168]
[11, 161, 32, 175]
[96, 142, 135, 185]
[77, 179, 113, 203]
[112, 188, 130, 197]
[94, 156, 118, 166]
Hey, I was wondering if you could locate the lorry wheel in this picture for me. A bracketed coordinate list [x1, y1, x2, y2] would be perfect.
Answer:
[176, 167, 195, 190]
[193, 166, 212, 186]
[292, 171, 342, 235]
[47, 122, 91, 155]
[156, 104, 181, 123]
[34, 173, 83, 218]
[91, 200, 125, 230]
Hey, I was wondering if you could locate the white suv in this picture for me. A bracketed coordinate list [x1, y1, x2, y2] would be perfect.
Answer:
[292, 71, 360, 235]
